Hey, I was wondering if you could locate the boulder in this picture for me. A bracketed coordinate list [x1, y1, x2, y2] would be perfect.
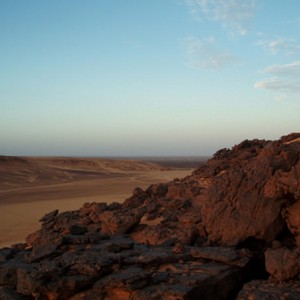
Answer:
[265, 247, 300, 281]
[200, 136, 300, 246]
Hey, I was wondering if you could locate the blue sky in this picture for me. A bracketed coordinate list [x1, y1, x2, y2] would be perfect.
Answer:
[1, 0, 299, 156]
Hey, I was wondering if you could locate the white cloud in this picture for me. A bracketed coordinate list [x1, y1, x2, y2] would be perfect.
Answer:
[184, 36, 237, 70]
[254, 77, 300, 93]
[257, 37, 300, 56]
[185, 0, 257, 35]
[255, 61, 300, 93]
[262, 61, 300, 76]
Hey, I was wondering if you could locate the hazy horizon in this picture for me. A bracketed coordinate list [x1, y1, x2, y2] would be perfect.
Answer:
[1, 1, 299, 157]
[0, 154, 211, 159]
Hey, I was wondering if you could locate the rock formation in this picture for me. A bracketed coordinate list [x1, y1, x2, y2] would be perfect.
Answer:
[0, 133, 299, 299]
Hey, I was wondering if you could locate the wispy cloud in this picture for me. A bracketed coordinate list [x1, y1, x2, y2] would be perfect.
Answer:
[257, 36, 300, 56]
[254, 77, 300, 93]
[185, 0, 257, 35]
[255, 61, 300, 93]
[184, 36, 237, 70]
[263, 61, 300, 76]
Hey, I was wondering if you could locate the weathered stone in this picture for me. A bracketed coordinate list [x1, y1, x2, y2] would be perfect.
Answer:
[0, 286, 31, 300]
[16, 266, 37, 296]
[285, 200, 300, 247]
[62, 234, 90, 245]
[0, 262, 18, 288]
[39, 209, 58, 224]
[198, 136, 300, 246]
[69, 289, 105, 300]
[123, 188, 149, 209]
[237, 280, 300, 299]
[265, 247, 300, 281]
[0, 248, 16, 263]
[29, 232, 63, 262]
[99, 208, 145, 236]
[1, 133, 300, 299]
[190, 247, 252, 267]
[69, 224, 88, 235]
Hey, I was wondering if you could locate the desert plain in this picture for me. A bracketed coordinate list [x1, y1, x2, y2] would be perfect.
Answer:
[0, 156, 206, 247]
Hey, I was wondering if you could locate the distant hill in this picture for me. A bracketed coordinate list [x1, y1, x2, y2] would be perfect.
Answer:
[0, 156, 167, 190]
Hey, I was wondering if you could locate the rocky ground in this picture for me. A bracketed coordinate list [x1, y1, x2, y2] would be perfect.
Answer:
[0, 133, 299, 299]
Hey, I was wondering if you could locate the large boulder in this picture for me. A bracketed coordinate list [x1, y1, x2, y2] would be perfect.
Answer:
[199, 134, 300, 246]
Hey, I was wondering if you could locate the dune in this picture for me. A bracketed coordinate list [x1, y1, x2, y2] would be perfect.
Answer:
[0, 156, 204, 247]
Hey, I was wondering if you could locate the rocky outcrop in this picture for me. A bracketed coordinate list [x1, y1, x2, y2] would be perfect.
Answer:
[198, 135, 300, 246]
[0, 133, 300, 299]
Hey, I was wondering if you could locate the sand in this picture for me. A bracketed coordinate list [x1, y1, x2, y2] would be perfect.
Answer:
[0, 156, 197, 247]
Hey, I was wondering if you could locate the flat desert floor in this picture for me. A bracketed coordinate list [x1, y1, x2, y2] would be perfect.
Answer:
[0, 156, 207, 247]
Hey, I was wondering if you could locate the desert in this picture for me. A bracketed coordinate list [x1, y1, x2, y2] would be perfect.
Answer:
[0, 156, 204, 248]
[0, 133, 300, 299]
[2, 1, 299, 299]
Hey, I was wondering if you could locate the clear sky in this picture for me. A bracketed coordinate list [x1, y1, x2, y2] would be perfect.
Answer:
[1, 0, 299, 156]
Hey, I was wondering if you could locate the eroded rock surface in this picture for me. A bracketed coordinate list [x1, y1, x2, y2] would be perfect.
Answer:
[1, 133, 300, 299]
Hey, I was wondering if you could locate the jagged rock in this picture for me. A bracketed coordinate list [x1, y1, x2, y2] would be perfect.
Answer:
[199, 135, 300, 246]
[39, 209, 58, 224]
[285, 200, 300, 247]
[190, 247, 252, 267]
[237, 280, 300, 299]
[265, 247, 300, 281]
[0, 248, 16, 263]
[1, 133, 300, 299]
[99, 208, 145, 235]
[79, 202, 108, 223]
[29, 232, 63, 262]
[0, 286, 31, 300]
[0, 262, 18, 288]
[69, 224, 88, 235]
[0, 232, 252, 299]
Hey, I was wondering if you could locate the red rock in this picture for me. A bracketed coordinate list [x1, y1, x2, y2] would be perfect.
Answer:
[200, 135, 300, 246]
[0, 133, 300, 299]
[237, 280, 300, 299]
[285, 200, 300, 247]
[265, 247, 300, 281]
[99, 208, 145, 236]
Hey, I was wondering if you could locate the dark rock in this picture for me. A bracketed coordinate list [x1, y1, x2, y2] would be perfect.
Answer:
[16, 265, 37, 296]
[29, 232, 63, 262]
[0, 248, 16, 263]
[237, 280, 300, 299]
[39, 209, 58, 224]
[69, 225, 88, 235]
[0, 286, 31, 300]
[0, 262, 18, 288]
[1, 133, 300, 299]
[99, 208, 145, 235]
[265, 247, 300, 281]
[123, 188, 148, 208]
[190, 247, 252, 267]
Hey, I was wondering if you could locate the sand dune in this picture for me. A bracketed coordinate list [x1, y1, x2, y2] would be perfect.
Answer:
[0, 156, 166, 190]
[0, 156, 204, 247]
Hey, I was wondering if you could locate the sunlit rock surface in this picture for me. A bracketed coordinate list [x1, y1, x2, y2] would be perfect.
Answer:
[0, 133, 299, 299]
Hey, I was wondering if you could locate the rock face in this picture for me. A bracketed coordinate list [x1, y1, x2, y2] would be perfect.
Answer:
[0, 133, 300, 299]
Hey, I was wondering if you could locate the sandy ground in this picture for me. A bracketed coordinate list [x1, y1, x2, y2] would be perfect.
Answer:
[0, 157, 195, 247]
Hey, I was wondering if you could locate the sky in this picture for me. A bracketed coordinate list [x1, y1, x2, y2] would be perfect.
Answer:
[1, 0, 299, 156]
